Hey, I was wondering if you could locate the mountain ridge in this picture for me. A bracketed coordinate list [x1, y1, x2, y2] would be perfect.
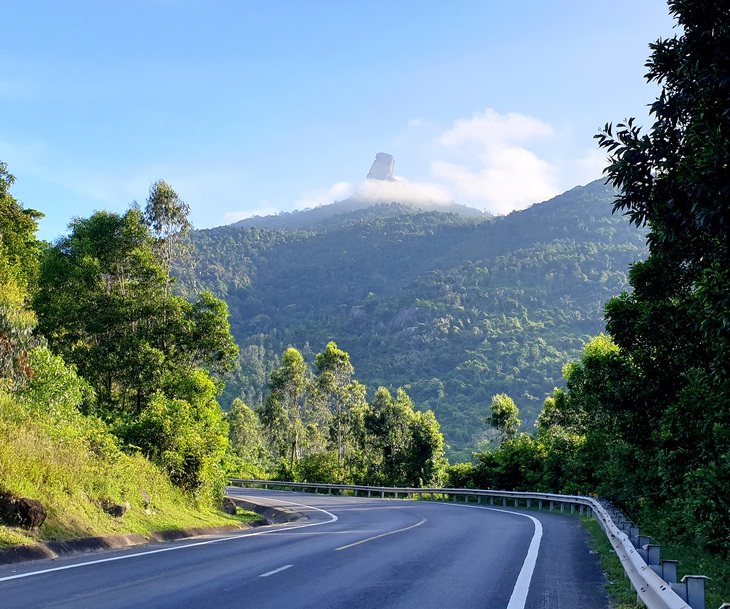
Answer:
[178, 179, 646, 460]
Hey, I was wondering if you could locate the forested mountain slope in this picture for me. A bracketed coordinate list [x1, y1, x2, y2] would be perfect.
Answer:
[178, 179, 647, 461]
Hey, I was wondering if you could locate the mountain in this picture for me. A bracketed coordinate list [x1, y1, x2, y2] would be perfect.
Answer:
[177, 179, 647, 461]
[232, 152, 491, 231]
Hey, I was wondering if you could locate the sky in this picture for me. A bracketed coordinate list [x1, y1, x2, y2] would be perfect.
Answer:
[2, 1, 677, 242]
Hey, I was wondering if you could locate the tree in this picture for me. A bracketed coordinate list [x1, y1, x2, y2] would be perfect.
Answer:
[34, 208, 237, 413]
[487, 393, 521, 441]
[0, 161, 44, 290]
[33, 205, 237, 498]
[144, 180, 192, 293]
[314, 341, 365, 467]
[594, 0, 730, 554]
[362, 387, 445, 487]
[258, 347, 310, 473]
[226, 398, 267, 466]
[0, 162, 45, 390]
[122, 368, 229, 501]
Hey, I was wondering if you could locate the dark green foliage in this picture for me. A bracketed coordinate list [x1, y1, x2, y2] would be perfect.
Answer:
[0, 162, 44, 290]
[32, 199, 237, 502]
[472, 434, 545, 492]
[360, 387, 446, 487]
[254, 345, 446, 487]
[177, 181, 646, 458]
[0, 164, 45, 390]
[590, 0, 730, 556]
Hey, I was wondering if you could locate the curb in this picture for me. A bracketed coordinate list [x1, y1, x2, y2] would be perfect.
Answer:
[0, 496, 303, 566]
[229, 498, 308, 526]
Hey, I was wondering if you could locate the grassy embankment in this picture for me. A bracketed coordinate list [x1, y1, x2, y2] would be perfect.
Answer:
[0, 392, 258, 548]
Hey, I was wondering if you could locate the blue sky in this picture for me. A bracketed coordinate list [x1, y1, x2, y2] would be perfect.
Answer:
[2, 1, 676, 241]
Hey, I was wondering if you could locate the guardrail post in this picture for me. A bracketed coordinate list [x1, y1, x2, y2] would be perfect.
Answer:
[629, 526, 640, 547]
[549, 500, 554, 510]
[539, 499, 543, 510]
[490, 496, 494, 506]
[686, 575, 709, 609]
[570, 503, 575, 514]
[672, 575, 710, 609]
[527, 498, 531, 509]
[502, 497, 507, 507]
[661, 560, 678, 583]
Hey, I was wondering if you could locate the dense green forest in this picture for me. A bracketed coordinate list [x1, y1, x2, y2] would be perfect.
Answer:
[0, 171, 448, 545]
[2, 0, 727, 563]
[177, 180, 647, 460]
[445, 0, 730, 560]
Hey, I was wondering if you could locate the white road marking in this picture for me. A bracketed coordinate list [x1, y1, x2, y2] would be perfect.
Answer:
[455, 503, 543, 609]
[335, 517, 427, 551]
[259, 564, 293, 577]
[0, 499, 337, 583]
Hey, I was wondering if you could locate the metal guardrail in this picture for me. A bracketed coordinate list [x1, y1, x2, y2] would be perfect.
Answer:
[229, 479, 717, 609]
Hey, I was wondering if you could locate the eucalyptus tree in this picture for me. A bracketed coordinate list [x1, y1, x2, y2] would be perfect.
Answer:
[363, 387, 445, 487]
[259, 347, 310, 473]
[314, 341, 366, 467]
[144, 179, 192, 294]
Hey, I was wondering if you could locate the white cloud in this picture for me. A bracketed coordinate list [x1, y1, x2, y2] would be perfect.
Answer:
[293, 181, 356, 209]
[430, 109, 561, 213]
[356, 176, 452, 206]
[438, 109, 555, 151]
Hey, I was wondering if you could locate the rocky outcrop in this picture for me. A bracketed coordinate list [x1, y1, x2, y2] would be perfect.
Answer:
[103, 502, 131, 518]
[222, 497, 238, 515]
[0, 494, 47, 529]
[366, 152, 395, 181]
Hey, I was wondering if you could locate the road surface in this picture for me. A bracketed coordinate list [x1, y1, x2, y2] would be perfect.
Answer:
[0, 488, 609, 608]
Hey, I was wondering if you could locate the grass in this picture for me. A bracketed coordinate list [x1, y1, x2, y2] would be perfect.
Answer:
[0, 391, 260, 548]
[582, 517, 730, 609]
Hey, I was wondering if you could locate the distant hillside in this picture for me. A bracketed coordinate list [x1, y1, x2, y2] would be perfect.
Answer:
[232, 195, 490, 231]
[177, 180, 647, 461]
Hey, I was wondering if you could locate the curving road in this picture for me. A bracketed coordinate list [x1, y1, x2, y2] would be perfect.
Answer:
[0, 489, 609, 608]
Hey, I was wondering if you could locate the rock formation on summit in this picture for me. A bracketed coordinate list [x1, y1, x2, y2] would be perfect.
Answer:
[366, 152, 395, 181]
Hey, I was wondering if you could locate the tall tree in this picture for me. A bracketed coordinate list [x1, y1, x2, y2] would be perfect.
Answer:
[144, 179, 192, 294]
[259, 347, 310, 473]
[0, 162, 44, 390]
[594, 0, 730, 554]
[227, 398, 267, 465]
[314, 341, 365, 467]
[0, 161, 44, 290]
[363, 387, 445, 487]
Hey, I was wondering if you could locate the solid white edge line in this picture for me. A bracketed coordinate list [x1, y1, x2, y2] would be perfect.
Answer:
[452, 503, 543, 609]
[0, 497, 338, 583]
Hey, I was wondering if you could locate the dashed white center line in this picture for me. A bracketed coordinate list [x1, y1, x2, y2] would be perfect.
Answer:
[259, 564, 293, 578]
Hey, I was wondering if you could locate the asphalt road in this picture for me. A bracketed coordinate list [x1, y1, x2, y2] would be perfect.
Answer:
[0, 489, 609, 609]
